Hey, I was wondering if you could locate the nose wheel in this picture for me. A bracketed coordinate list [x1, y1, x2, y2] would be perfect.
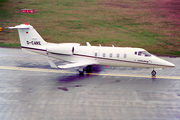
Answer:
[151, 70, 156, 78]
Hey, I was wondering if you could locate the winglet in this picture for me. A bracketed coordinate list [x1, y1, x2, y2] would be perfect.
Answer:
[86, 42, 91, 46]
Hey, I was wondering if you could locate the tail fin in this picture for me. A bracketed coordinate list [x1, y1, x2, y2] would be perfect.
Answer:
[8, 23, 47, 47]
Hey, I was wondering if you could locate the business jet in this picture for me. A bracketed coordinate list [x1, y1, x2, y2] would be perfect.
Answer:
[8, 23, 175, 77]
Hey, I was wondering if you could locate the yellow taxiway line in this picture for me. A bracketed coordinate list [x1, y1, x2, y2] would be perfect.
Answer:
[0, 66, 74, 74]
[0, 66, 180, 80]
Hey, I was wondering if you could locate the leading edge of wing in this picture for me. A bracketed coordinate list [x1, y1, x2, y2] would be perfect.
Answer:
[58, 62, 98, 69]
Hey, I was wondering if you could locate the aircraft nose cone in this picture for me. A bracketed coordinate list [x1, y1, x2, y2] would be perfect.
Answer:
[168, 62, 175, 68]
[163, 60, 175, 68]
[156, 57, 175, 68]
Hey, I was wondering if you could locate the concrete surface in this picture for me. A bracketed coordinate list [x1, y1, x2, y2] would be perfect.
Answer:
[0, 48, 180, 120]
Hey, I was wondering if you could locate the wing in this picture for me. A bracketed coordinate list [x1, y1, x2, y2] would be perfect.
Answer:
[47, 57, 58, 68]
[46, 57, 98, 69]
[58, 61, 97, 69]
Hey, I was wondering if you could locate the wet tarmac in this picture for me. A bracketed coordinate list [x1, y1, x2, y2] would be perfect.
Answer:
[0, 48, 180, 120]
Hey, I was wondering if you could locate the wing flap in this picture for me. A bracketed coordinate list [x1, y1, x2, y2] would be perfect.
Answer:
[47, 57, 58, 68]
[58, 62, 97, 69]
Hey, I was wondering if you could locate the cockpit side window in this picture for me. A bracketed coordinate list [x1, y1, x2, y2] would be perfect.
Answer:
[137, 51, 151, 57]
[138, 51, 142, 56]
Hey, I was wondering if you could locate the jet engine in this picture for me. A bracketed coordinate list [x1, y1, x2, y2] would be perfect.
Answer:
[47, 43, 80, 55]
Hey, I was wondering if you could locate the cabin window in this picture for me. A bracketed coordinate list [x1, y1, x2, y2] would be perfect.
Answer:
[117, 53, 120, 58]
[124, 54, 127, 58]
[135, 52, 137, 55]
[103, 53, 106, 57]
[95, 53, 97, 57]
[110, 53, 113, 57]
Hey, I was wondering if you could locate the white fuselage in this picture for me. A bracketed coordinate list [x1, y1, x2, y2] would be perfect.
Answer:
[8, 23, 175, 70]
[22, 44, 175, 69]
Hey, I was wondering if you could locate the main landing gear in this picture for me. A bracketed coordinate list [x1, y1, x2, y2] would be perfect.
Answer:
[79, 71, 84, 75]
[79, 65, 92, 75]
[151, 70, 156, 78]
[79, 66, 84, 75]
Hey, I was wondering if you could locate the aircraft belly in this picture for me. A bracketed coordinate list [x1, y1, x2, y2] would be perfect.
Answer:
[98, 58, 163, 68]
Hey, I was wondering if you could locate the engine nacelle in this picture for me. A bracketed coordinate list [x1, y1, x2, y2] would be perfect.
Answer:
[47, 45, 75, 55]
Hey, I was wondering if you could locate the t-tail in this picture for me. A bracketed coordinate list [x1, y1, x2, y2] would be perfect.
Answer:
[8, 23, 47, 47]
[8, 23, 48, 55]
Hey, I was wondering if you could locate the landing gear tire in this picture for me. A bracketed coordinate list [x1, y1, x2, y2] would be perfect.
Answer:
[151, 70, 156, 78]
[86, 65, 92, 73]
[79, 71, 84, 75]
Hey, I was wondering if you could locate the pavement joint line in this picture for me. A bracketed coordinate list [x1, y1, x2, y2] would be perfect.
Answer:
[0, 66, 180, 79]
[90, 73, 180, 79]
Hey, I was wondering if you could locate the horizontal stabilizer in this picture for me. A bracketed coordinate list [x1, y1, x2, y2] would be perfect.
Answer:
[8, 24, 30, 29]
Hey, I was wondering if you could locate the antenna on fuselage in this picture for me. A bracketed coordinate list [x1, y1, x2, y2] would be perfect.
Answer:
[86, 42, 91, 46]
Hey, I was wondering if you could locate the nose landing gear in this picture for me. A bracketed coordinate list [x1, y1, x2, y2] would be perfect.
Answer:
[151, 70, 156, 78]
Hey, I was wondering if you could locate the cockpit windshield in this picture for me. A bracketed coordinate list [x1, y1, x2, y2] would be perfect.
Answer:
[135, 51, 151, 57]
